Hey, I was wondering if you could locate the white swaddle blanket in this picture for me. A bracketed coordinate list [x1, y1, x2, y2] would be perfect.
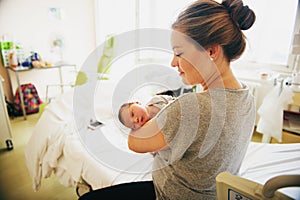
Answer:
[256, 84, 294, 142]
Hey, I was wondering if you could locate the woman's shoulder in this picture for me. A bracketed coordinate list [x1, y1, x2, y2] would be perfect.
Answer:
[176, 88, 250, 105]
[160, 92, 212, 112]
[177, 91, 211, 102]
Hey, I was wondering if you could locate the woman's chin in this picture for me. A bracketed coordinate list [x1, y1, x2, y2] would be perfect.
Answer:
[181, 77, 188, 85]
[181, 78, 192, 86]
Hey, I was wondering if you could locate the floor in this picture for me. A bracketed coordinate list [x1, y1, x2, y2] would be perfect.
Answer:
[0, 113, 267, 200]
[0, 114, 78, 200]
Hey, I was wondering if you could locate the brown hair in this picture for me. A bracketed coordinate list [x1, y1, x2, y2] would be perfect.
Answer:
[172, 0, 256, 62]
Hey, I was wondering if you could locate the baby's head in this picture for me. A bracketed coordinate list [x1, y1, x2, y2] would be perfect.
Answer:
[118, 102, 150, 130]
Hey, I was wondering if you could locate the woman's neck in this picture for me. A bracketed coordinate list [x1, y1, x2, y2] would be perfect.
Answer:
[203, 62, 241, 90]
[220, 68, 242, 89]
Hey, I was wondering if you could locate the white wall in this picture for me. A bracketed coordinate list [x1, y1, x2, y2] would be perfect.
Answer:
[0, 0, 96, 100]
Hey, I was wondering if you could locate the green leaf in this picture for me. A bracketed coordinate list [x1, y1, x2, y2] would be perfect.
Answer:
[75, 71, 88, 86]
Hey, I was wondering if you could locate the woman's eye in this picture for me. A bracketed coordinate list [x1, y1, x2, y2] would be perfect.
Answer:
[175, 53, 182, 57]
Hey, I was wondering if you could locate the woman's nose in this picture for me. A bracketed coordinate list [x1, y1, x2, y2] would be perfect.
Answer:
[171, 55, 178, 68]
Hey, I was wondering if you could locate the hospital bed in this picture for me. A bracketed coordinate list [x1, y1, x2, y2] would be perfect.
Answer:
[24, 78, 300, 199]
[216, 172, 300, 200]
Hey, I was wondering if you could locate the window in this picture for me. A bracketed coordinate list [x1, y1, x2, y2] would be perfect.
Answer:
[236, 0, 299, 70]
[95, 0, 299, 72]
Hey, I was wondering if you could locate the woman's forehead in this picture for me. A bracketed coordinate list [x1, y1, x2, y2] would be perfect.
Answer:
[171, 31, 187, 47]
[171, 30, 200, 51]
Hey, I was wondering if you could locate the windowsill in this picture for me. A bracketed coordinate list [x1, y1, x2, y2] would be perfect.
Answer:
[136, 58, 294, 84]
[232, 61, 293, 83]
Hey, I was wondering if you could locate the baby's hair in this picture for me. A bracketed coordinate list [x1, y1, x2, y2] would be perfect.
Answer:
[118, 102, 135, 126]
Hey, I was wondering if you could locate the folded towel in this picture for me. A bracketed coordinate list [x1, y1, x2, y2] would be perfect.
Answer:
[256, 85, 294, 142]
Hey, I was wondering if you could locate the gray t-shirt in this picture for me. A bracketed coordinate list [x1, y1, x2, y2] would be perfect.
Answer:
[153, 84, 256, 200]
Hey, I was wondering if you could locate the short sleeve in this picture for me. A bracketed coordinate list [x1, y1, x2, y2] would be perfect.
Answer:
[156, 99, 181, 143]
[155, 93, 200, 163]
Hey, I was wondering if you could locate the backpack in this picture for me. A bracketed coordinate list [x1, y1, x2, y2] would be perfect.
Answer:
[5, 96, 19, 118]
[14, 83, 43, 115]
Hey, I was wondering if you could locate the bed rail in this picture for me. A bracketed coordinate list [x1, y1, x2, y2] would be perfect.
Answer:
[262, 175, 300, 198]
[216, 171, 298, 200]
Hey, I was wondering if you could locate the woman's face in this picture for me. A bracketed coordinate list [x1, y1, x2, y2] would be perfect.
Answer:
[121, 103, 150, 130]
[170, 30, 212, 86]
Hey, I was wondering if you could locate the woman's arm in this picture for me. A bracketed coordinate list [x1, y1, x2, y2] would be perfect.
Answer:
[128, 118, 168, 153]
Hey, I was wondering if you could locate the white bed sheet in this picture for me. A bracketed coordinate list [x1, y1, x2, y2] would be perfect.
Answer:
[25, 85, 154, 192]
[239, 142, 300, 199]
[25, 85, 300, 199]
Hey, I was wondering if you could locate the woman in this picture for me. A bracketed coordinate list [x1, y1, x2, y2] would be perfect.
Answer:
[80, 0, 256, 199]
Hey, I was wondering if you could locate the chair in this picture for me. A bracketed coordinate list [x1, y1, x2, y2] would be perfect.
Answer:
[216, 172, 300, 200]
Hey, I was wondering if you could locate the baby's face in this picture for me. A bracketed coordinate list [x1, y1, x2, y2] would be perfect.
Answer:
[121, 102, 150, 130]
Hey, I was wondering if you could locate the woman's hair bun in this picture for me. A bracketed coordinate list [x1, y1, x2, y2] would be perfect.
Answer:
[222, 0, 256, 30]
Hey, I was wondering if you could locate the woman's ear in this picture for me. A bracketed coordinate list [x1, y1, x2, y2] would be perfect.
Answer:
[206, 45, 220, 60]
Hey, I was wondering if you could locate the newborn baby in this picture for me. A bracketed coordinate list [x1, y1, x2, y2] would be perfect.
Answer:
[118, 95, 175, 130]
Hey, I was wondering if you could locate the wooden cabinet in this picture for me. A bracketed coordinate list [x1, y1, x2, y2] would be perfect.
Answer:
[270, 131, 300, 143]
[281, 92, 300, 143]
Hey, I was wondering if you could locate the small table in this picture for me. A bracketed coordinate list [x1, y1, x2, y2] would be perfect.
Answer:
[7, 63, 76, 120]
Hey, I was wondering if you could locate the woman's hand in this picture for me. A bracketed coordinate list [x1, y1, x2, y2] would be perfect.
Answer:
[128, 118, 168, 153]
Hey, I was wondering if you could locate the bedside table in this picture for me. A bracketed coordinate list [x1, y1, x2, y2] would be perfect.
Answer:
[280, 92, 300, 143]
